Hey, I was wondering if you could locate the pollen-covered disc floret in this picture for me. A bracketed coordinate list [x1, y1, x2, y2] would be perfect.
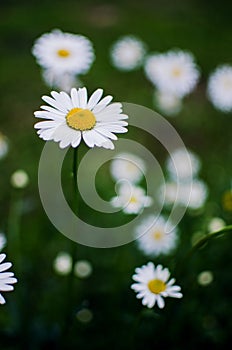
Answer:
[34, 87, 128, 149]
[131, 262, 183, 309]
[32, 29, 95, 75]
[0, 254, 17, 305]
[207, 65, 232, 112]
[145, 50, 200, 97]
[110, 35, 146, 71]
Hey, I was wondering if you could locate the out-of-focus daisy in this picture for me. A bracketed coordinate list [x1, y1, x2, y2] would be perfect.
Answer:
[111, 183, 152, 214]
[10, 170, 29, 189]
[145, 50, 200, 97]
[197, 271, 213, 286]
[208, 217, 225, 232]
[76, 308, 93, 323]
[135, 215, 178, 257]
[32, 29, 95, 75]
[0, 132, 9, 160]
[110, 35, 146, 71]
[53, 252, 72, 275]
[34, 87, 128, 149]
[162, 179, 208, 210]
[154, 90, 183, 116]
[207, 65, 232, 112]
[0, 254, 17, 305]
[42, 69, 83, 92]
[0, 233, 6, 252]
[131, 262, 182, 309]
[166, 147, 201, 181]
[74, 260, 92, 279]
[110, 152, 146, 184]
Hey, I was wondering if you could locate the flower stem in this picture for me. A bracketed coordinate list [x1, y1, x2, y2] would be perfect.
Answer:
[176, 225, 232, 275]
[62, 147, 80, 340]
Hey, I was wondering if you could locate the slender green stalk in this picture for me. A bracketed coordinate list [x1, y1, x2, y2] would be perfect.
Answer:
[176, 225, 232, 275]
[187, 225, 232, 259]
[62, 146, 80, 339]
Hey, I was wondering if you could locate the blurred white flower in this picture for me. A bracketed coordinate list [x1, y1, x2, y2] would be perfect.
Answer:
[74, 260, 92, 278]
[76, 308, 93, 323]
[34, 87, 128, 149]
[110, 35, 146, 71]
[207, 65, 232, 112]
[42, 68, 83, 92]
[110, 152, 146, 184]
[131, 262, 182, 309]
[162, 179, 208, 209]
[53, 252, 72, 275]
[10, 170, 29, 189]
[0, 132, 9, 160]
[32, 29, 95, 75]
[0, 253, 17, 305]
[135, 215, 178, 257]
[197, 271, 213, 286]
[145, 50, 200, 97]
[208, 217, 225, 232]
[0, 233, 6, 252]
[166, 148, 201, 181]
[154, 90, 183, 116]
[111, 183, 152, 214]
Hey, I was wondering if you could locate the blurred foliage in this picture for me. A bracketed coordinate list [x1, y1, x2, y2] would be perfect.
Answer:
[0, 0, 232, 349]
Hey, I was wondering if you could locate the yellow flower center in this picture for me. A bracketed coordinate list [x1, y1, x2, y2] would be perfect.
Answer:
[152, 230, 163, 240]
[148, 279, 166, 294]
[66, 108, 96, 131]
[172, 67, 182, 77]
[57, 49, 70, 58]
[129, 196, 137, 204]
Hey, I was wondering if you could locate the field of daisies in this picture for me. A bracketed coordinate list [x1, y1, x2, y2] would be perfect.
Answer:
[1, 0, 232, 349]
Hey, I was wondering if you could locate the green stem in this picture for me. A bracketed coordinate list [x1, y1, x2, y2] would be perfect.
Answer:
[62, 147, 79, 339]
[188, 225, 232, 259]
[176, 225, 232, 275]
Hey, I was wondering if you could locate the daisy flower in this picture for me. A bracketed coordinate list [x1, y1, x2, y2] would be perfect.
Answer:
[162, 179, 208, 210]
[207, 65, 232, 112]
[0, 132, 9, 160]
[166, 147, 201, 181]
[110, 183, 152, 214]
[154, 90, 183, 116]
[145, 50, 200, 97]
[110, 152, 146, 184]
[208, 217, 225, 232]
[131, 262, 182, 309]
[34, 87, 128, 149]
[0, 254, 17, 305]
[110, 35, 146, 71]
[135, 215, 178, 257]
[32, 29, 95, 75]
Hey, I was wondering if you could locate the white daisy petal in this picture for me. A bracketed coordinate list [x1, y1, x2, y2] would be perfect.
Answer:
[0, 294, 6, 304]
[78, 87, 88, 108]
[87, 89, 103, 110]
[42, 95, 67, 113]
[0, 254, 17, 304]
[157, 295, 165, 309]
[71, 88, 80, 107]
